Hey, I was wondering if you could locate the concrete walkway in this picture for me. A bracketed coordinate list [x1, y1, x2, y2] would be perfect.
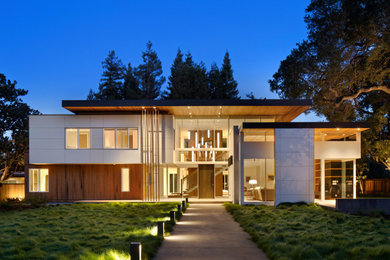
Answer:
[154, 204, 268, 260]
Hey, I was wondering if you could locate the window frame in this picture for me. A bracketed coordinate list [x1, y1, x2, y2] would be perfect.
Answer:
[103, 128, 138, 150]
[65, 128, 91, 149]
[29, 168, 49, 193]
[121, 168, 130, 192]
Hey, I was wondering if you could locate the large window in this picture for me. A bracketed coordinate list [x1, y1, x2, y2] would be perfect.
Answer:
[121, 168, 130, 192]
[104, 128, 138, 149]
[29, 169, 49, 192]
[315, 129, 357, 142]
[325, 160, 353, 199]
[243, 129, 275, 142]
[175, 118, 229, 163]
[244, 159, 275, 202]
[66, 128, 90, 149]
[169, 170, 178, 193]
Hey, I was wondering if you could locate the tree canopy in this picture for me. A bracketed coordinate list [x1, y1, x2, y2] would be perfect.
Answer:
[163, 50, 239, 99]
[136, 41, 165, 99]
[163, 50, 209, 99]
[94, 50, 125, 100]
[211, 52, 239, 99]
[90, 43, 240, 100]
[269, 0, 390, 171]
[0, 74, 38, 182]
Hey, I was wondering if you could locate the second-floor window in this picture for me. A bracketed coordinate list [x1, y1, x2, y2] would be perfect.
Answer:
[104, 128, 138, 149]
[66, 128, 90, 149]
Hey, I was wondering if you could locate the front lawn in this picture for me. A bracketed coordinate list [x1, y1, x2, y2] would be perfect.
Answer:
[0, 202, 179, 259]
[225, 203, 390, 259]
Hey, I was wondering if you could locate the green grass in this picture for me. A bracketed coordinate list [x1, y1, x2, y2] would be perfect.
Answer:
[0, 202, 179, 259]
[225, 203, 390, 260]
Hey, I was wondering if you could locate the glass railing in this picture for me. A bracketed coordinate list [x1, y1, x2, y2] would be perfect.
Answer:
[175, 148, 229, 163]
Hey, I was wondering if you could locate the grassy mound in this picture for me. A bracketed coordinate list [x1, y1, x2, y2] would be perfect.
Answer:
[225, 203, 390, 259]
[0, 202, 178, 259]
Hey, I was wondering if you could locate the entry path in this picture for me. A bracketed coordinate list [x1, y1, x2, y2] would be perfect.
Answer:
[154, 204, 268, 260]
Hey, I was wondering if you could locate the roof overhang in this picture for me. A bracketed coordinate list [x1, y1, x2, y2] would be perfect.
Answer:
[62, 99, 312, 122]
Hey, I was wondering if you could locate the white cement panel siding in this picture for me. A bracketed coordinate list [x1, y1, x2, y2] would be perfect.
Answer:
[29, 115, 142, 164]
[162, 115, 174, 164]
[275, 128, 314, 205]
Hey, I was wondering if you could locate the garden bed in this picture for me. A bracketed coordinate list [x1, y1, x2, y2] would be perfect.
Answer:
[0, 202, 179, 259]
[225, 202, 390, 259]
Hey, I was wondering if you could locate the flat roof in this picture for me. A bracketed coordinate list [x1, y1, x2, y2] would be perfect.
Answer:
[62, 99, 312, 122]
[242, 122, 370, 131]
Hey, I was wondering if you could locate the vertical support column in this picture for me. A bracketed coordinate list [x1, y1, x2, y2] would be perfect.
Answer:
[341, 161, 346, 198]
[233, 126, 240, 204]
[320, 159, 325, 201]
[353, 159, 356, 199]
[239, 131, 245, 205]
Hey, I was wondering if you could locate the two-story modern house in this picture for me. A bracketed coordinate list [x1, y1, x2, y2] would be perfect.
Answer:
[26, 99, 368, 205]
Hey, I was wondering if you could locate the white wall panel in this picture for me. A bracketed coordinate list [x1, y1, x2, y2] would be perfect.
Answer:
[90, 116, 104, 127]
[90, 150, 104, 163]
[103, 115, 140, 127]
[30, 116, 64, 128]
[103, 150, 140, 164]
[65, 150, 91, 163]
[30, 138, 64, 150]
[30, 149, 65, 164]
[29, 127, 64, 139]
[162, 115, 174, 163]
[275, 128, 314, 205]
[29, 115, 142, 164]
[65, 115, 91, 127]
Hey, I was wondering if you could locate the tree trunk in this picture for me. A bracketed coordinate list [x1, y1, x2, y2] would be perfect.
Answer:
[0, 166, 10, 182]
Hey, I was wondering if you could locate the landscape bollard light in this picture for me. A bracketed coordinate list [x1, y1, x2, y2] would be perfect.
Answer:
[157, 221, 165, 236]
[130, 242, 142, 260]
[182, 200, 186, 209]
[170, 210, 176, 223]
[185, 197, 189, 204]
[177, 204, 181, 212]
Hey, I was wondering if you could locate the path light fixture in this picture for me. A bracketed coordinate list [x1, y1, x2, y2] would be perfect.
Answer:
[170, 210, 176, 223]
[157, 221, 165, 236]
[130, 242, 142, 260]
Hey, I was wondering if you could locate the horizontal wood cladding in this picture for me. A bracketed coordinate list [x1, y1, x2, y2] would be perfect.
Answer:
[25, 164, 143, 201]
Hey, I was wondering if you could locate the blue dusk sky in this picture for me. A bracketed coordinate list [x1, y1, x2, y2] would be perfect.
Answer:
[0, 0, 323, 121]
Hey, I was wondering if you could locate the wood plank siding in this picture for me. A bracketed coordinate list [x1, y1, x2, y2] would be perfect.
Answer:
[25, 164, 143, 201]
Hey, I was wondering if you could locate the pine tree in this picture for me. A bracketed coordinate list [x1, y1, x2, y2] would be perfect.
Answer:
[136, 41, 165, 99]
[208, 63, 221, 99]
[121, 63, 141, 99]
[164, 51, 209, 99]
[94, 50, 125, 100]
[215, 51, 239, 99]
[87, 89, 95, 100]
[163, 49, 185, 99]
